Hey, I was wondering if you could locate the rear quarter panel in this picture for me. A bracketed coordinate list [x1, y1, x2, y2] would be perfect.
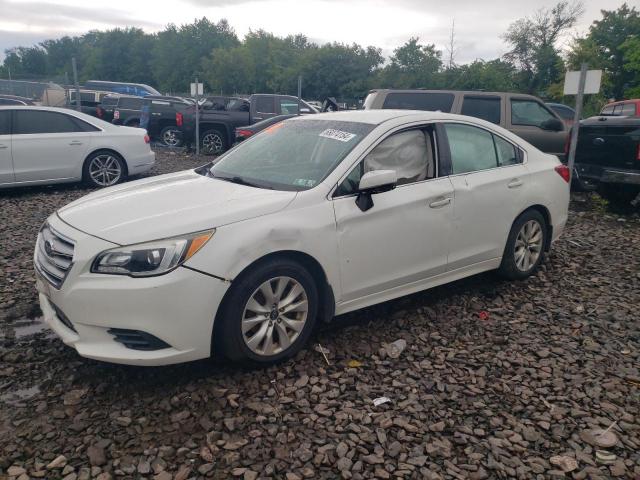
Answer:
[524, 150, 570, 243]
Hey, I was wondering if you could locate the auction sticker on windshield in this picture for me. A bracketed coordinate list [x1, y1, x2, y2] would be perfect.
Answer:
[319, 129, 356, 142]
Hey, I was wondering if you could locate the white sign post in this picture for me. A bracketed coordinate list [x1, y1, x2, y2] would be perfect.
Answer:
[191, 81, 203, 155]
[563, 65, 602, 183]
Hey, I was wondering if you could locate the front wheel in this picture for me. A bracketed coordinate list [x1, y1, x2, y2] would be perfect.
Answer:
[216, 259, 318, 364]
[83, 151, 126, 188]
[498, 210, 547, 280]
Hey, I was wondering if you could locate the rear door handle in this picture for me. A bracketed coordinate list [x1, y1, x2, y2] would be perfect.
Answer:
[69, 141, 83, 146]
[508, 178, 523, 188]
[0, 144, 7, 149]
[429, 197, 452, 208]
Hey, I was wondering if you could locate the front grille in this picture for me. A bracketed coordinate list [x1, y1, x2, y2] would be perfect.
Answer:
[107, 329, 171, 351]
[35, 223, 75, 289]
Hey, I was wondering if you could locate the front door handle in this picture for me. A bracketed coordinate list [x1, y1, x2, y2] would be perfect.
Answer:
[0, 144, 7, 149]
[69, 141, 83, 146]
[429, 197, 452, 208]
[508, 178, 523, 188]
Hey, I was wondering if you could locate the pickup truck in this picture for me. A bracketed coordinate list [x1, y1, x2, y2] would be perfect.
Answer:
[574, 115, 640, 204]
[179, 94, 317, 154]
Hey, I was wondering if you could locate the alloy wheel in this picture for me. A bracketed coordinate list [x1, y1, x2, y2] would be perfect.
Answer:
[514, 220, 543, 271]
[89, 155, 122, 187]
[202, 132, 223, 154]
[241, 276, 308, 357]
[162, 129, 182, 147]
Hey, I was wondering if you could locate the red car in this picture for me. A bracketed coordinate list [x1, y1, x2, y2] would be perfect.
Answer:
[600, 99, 640, 117]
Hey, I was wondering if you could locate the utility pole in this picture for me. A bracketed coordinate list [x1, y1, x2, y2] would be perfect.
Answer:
[566, 63, 587, 183]
[195, 77, 200, 156]
[71, 57, 81, 112]
[297, 75, 302, 115]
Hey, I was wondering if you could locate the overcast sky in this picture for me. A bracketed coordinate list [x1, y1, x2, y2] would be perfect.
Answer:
[0, 0, 629, 63]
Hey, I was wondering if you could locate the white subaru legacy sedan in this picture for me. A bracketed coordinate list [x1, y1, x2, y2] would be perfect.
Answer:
[0, 106, 155, 189]
[35, 110, 569, 365]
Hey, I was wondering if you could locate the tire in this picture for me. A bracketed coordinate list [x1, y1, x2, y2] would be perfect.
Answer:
[160, 126, 183, 147]
[598, 184, 639, 204]
[498, 210, 547, 280]
[201, 129, 227, 155]
[83, 151, 127, 188]
[216, 258, 319, 364]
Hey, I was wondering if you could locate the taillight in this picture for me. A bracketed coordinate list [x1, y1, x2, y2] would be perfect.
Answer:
[555, 164, 570, 183]
[636, 143, 640, 161]
[96, 106, 103, 118]
[176, 112, 183, 127]
[114, 110, 120, 120]
[236, 129, 253, 138]
[143, 134, 150, 144]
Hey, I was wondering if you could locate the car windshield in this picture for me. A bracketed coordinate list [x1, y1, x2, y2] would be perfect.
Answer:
[209, 119, 374, 191]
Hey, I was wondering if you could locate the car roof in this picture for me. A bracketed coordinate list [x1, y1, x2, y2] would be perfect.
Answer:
[603, 99, 640, 106]
[0, 104, 109, 120]
[289, 109, 484, 125]
[368, 88, 540, 99]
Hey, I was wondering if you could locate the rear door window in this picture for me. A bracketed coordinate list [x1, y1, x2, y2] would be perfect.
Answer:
[612, 104, 623, 115]
[461, 96, 501, 124]
[279, 98, 299, 114]
[621, 103, 636, 116]
[255, 96, 276, 114]
[510, 99, 556, 127]
[382, 92, 454, 112]
[13, 110, 87, 134]
[444, 123, 498, 174]
[118, 97, 143, 110]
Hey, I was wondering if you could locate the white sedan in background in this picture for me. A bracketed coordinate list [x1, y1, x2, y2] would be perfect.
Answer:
[0, 106, 155, 189]
[35, 110, 569, 366]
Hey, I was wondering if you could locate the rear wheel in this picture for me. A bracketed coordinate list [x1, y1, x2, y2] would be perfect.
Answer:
[201, 129, 226, 155]
[498, 210, 547, 280]
[160, 126, 183, 147]
[216, 259, 318, 364]
[83, 151, 126, 188]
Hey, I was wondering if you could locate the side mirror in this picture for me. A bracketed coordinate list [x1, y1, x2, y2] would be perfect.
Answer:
[355, 170, 397, 212]
[541, 118, 564, 131]
[359, 170, 397, 192]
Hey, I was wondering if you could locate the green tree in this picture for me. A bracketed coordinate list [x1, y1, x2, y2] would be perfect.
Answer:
[502, 1, 584, 95]
[568, 4, 640, 100]
[377, 38, 442, 89]
[152, 18, 239, 93]
[621, 36, 640, 97]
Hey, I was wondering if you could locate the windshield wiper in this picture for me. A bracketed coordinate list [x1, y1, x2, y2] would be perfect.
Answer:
[213, 173, 273, 189]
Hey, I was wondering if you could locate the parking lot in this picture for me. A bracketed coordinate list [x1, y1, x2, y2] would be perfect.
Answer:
[0, 149, 638, 479]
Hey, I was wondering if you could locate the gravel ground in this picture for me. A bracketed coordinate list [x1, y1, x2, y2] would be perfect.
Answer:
[1, 151, 639, 480]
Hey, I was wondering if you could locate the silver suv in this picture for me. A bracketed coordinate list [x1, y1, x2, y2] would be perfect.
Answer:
[363, 89, 567, 159]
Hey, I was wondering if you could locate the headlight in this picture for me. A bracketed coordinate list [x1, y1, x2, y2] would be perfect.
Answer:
[91, 230, 214, 277]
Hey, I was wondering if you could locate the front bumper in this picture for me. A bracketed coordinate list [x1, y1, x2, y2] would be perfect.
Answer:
[35, 215, 230, 366]
[575, 163, 640, 188]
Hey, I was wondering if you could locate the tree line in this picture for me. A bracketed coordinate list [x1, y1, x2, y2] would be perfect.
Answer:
[1, 2, 638, 113]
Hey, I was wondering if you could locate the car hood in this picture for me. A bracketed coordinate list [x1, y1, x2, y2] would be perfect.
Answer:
[57, 170, 297, 245]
